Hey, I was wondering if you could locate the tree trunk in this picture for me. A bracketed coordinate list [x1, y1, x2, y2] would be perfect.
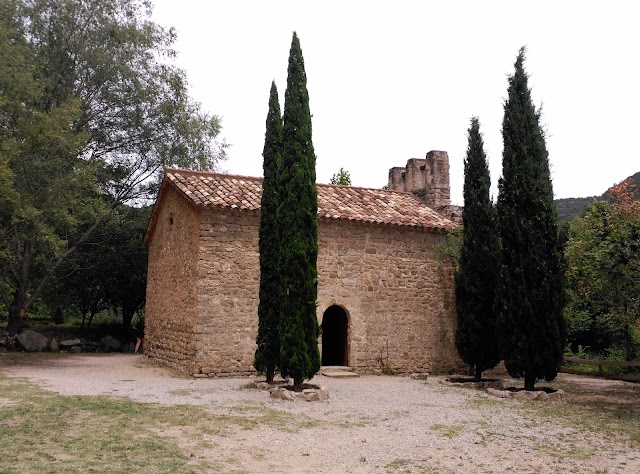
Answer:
[88, 310, 97, 329]
[6, 296, 26, 336]
[474, 365, 483, 382]
[524, 374, 536, 391]
[122, 307, 134, 329]
[624, 323, 634, 362]
[265, 365, 275, 385]
[7, 306, 24, 336]
[293, 375, 303, 392]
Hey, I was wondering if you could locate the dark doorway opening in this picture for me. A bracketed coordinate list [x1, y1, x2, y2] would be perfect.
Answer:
[321, 305, 348, 366]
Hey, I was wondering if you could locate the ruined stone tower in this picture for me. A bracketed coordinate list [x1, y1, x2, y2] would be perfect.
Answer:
[388, 150, 461, 222]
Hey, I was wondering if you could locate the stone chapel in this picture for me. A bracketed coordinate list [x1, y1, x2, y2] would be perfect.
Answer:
[144, 150, 462, 376]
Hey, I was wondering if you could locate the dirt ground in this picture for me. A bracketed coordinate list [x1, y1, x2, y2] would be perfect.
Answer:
[1, 353, 639, 473]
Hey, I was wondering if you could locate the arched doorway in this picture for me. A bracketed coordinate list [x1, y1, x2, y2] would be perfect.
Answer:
[321, 305, 348, 366]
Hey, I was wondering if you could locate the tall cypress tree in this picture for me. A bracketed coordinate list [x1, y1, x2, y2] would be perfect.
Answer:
[455, 117, 500, 381]
[255, 81, 283, 383]
[495, 48, 566, 391]
[278, 32, 320, 392]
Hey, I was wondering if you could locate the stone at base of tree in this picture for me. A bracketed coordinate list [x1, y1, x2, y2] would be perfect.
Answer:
[242, 380, 289, 390]
[60, 338, 82, 347]
[269, 385, 329, 402]
[100, 335, 121, 351]
[486, 388, 511, 398]
[302, 390, 320, 401]
[49, 338, 59, 352]
[16, 330, 49, 352]
[442, 377, 504, 390]
[487, 387, 566, 401]
[410, 373, 430, 381]
[269, 387, 296, 401]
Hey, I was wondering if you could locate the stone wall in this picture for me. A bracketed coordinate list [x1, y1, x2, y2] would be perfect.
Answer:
[194, 208, 261, 376]
[317, 219, 460, 375]
[183, 207, 460, 376]
[145, 186, 201, 373]
[388, 151, 451, 210]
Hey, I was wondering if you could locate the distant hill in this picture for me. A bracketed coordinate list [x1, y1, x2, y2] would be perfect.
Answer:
[555, 196, 599, 222]
[554, 171, 640, 223]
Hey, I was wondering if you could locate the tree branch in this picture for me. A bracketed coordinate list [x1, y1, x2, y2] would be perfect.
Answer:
[0, 286, 9, 310]
[24, 205, 117, 310]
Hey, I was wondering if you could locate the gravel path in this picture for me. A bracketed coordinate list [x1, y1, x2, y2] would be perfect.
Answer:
[2, 353, 638, 473]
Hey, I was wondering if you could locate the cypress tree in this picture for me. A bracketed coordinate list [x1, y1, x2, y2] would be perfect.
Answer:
[455, 117, 500, 381]
[278, 32, 321, 392]
[495, 48, 566, 391]
[255, 81, 283, 383]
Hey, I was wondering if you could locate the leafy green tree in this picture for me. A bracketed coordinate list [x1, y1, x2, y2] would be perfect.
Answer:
[330, 168, 351, 185]
[565, 180, 640, 360]
[0, 0, 91, 333]
[52, 205, 152, 331]
[56, 233, 111, 329]
[455, 117, 500, 381]
[0, 0, 225, 334]
[101, 206, 150, 331]
[495, 48, 566, 391]
[255, 82, 283, 383]
[55, 205, 149, 330]
[278, 32, 321, 392]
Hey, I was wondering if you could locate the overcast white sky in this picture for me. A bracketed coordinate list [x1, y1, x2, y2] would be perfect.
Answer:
[152, 0, 638, 205]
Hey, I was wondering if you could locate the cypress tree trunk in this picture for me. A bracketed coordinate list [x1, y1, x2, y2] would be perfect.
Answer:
[474, 365, 482, 382]
[495, 48, 566, 391]
[524, 375, 536, 392]
[255, 82, 284, 384]
[278, 32, 320, 391]
[455, 117, 500, 381]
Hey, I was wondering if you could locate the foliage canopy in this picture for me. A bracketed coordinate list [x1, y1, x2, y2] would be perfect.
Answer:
[495, 48, 566, 390]
[255, 82, 283, 383]
[277, 32, 320, 391]
[455, 117, 500, 380]
[0, 0, 225, 333]
[330, 168, 351, 186]
[564, 179, 640, 360]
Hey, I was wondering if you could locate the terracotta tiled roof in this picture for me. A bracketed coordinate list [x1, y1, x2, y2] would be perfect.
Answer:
[161, 168, 456, 231]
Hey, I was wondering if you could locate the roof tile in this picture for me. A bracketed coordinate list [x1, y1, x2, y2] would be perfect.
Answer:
[165, 169, 456, 230]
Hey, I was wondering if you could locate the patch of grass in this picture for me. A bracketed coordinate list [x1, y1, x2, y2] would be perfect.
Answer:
[0, 374, 212, 472]
[386, 458, 410, 470]
[167, 388, 195, 396]
[336, 418, 370, 428]
[0, 352, 65, 367]
[0, 373, 314, 473]
[381, 362, 396, 376]
[386, 458, 442, 473]
[467, 395, 504, 408]
[533, 441, 598, 460]
[430, 423, 465, 438]
[515, 395, 640, 448]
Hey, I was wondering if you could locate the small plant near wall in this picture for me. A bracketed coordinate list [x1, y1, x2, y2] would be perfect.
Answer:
[377, 340, 396, 375]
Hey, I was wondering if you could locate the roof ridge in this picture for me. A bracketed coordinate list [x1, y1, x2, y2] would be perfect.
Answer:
[167, 168, 416, 195]
[316, 182, 415, 195]
[166, 168, 265, 183]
